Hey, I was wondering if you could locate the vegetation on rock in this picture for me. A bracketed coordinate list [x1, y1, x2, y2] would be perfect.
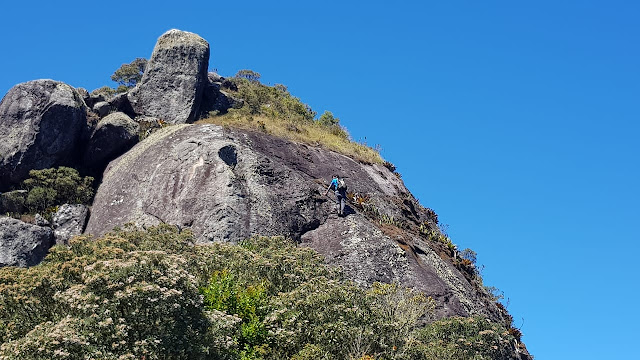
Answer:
[6, 167, 95, 218]
[0, 225, 523, 359]
[198, 70, 383, 164]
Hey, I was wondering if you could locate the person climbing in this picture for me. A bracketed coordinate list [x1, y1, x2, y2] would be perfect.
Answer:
[325, 174, 347, 217]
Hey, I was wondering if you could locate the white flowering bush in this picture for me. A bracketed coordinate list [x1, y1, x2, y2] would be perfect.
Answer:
[0, 225, 521, 360]
[406, 316, 523, 360]
[0, 226, 233, 359]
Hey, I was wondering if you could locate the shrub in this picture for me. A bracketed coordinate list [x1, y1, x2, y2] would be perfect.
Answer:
[111, 58, 147, 88]
[201, 270, 268, 355]
[407, 316, 522, 360]
[235, 69, 261, 83]
[0, 225, 227, 359]
[90, 85, 117, 99]
[317, 111, 339, 127]
[225, 75, 316, 122]
[21, 167, 94, 215]
[0, 225, 520, 360]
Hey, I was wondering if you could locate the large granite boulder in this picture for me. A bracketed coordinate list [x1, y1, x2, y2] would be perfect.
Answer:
[128, 29, 210, 124]
[0, 217, 54, 267]
[52, 204, 89, 245]
[86, 123, 501, 320]
[83, 112, 139, 169]
[0, 80, 86, 190]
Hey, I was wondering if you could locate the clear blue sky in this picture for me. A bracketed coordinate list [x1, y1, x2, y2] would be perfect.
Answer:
[2, 1, 638, 358]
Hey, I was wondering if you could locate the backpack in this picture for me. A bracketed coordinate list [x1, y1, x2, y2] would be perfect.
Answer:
[337, 178, 347, 191]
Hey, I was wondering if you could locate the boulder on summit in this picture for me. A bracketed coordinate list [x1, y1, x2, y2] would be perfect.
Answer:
[0, 80, 87, 190]
[128, 29, 210, 124]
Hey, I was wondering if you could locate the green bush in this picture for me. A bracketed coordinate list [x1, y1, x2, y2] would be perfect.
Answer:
[111, 58, 147, 88]
[201, 270, 268, 356]
[0, 190, 27, 215]
[227, 73, 316, 122]
[21, 167, 94, 214]
[317, 110, 339, 127]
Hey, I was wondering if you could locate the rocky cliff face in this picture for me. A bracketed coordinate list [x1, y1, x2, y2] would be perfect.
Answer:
[0, 28, 531, 359]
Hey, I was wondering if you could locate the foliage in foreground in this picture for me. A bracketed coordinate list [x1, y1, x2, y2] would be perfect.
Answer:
[0, 225, 523, 359]
[198, 71, 383, 164]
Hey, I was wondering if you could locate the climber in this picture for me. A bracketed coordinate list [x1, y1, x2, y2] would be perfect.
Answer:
[325, 174, 347, 217]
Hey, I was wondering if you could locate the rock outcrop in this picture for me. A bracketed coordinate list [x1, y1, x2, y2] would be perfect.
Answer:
[0, 217, 54, 267]
[0, 80, 86, 190]
[83, 112, 139, 170]
[128, 29, 210, 124]
[200, 72, 244, 115]
[52, 204, 89, 245]
[86, 123, 499, 320]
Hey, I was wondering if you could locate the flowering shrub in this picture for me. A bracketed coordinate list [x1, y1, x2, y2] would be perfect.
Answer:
[406, 316, 523, 360]
[0, 225, 521, 360]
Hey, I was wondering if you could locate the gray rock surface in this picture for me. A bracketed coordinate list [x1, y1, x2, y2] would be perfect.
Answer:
[108, 92, 136, 118]
[83, 112, 139, 169]
[76, 87, 89, 102]
[93, 101, 112, 117]
[128, 29, 210, 124]
[0, 216, 54, 267]
[300, 215, 495, 320]
[86, 92, 106, 109]
[85, 123, 500, 320]
[0, 80, 87, 190]
[34, 214, 50, 227]
[52, 204, 89, 245]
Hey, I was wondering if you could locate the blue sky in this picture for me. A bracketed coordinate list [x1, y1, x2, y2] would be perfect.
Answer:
[1, 1, 638, 358]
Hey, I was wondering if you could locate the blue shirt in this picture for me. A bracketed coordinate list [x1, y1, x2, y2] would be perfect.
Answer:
[330, 178, 339, 190]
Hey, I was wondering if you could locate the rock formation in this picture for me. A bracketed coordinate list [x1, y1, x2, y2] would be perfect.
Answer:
[0, 80, 86, 190]
[0, 28, 532, 358]
[0, 217, 54, 267]
[52, 204, 89, 245]
[128, 29, 210, 124]
[83, 112, 139, 170]
[85, 123, 500, 320]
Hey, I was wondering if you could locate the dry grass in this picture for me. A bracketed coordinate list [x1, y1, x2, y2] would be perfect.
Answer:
[196, 112, 384, 164]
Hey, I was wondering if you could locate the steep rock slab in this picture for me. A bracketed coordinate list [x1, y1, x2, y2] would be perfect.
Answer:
[83, 112, 139, 170]
[128, 29, 209, 124]
[300, 215, 500, 320]
[86, 124, 420, 242]
[52, 204, 89, 245]
[0, 217, 54, 267]
[0, 80, 86, 189]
